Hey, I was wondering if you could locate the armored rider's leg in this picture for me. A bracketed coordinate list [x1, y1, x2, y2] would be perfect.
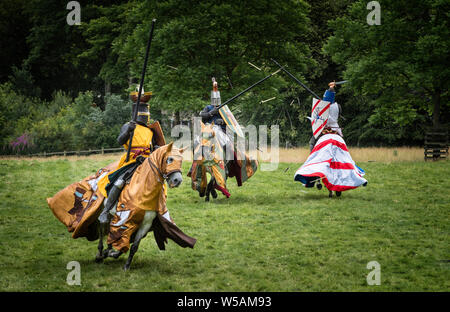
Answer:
[309, 135, 316, 152]
[99, 175, 126, 224]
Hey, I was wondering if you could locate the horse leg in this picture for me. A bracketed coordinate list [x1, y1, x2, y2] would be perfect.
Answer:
[123, 239, 141, 271]
[123, 211, 156, 271]
[328, 190, 333, 198]
[95, 221, 107, 263]
[316, 181, 322, 190]
[103, 243, 115, 258]
[205, 178, 212, 202]
[107, 247, 123, 259]
[210, 176, 217, 199]
[96, 201, 117, 261]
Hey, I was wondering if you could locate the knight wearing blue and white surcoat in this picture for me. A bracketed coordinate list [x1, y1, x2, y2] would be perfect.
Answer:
[309, 82, 343, 151]
[323, 85, 343, 137]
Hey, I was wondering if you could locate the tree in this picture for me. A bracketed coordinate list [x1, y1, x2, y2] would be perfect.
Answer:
[114, 1, 312, 112]
[79, 1, 136, 98]
[324, 0, 450, 140]
[0, 0, 31, 83]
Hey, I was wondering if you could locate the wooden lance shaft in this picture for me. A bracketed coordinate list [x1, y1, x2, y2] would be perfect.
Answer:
[271, 58, 322, 100]
[125, 19, 156, 163]
[218, 68, 282, 110]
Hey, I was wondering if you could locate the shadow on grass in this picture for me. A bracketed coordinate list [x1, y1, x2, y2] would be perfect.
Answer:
[198, 191, 369, 204]
[74, 249, 191, 275]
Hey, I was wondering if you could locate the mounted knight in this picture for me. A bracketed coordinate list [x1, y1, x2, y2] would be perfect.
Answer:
[295, 82, 367, 197]
[308, 81, 343, 151]
[188, 77, 258, 201]
[47, 20, 196, 270]
[97, 86, 166, 225]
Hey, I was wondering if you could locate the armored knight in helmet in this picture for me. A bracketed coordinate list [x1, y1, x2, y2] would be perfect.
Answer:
[97, 87, 165, 223]
[309, 81, 343, 151]
[199, 78, 226, 130]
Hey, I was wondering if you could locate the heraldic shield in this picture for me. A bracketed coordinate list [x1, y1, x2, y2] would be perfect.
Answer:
[148, 120, 166, 147]
[311, 98, 331, 139]
[219, 105, 244, 138]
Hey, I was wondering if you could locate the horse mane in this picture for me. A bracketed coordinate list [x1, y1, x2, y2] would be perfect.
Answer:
[148, 143, 169, 169]
[148, 142, 181, 169]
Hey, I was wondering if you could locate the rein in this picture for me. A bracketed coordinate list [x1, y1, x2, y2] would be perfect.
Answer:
[148, 157, 167, 184]
[147, 157, 181, 185]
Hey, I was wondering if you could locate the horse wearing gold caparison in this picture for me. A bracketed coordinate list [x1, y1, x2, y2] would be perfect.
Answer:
[47, 143, 196, 271]
[188, 122, 258, 202]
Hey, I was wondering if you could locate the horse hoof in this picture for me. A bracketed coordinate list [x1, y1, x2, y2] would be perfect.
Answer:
[205, 196, 210, 202]
[95, 255, 104, 263]
[211, 189, 218, 199]
[336, 191, 342, 197]
[328, 191, 333, 198]
[108, 250, 122, 259]
[123, 264, 130, 271]
[316, 183, 322, 190]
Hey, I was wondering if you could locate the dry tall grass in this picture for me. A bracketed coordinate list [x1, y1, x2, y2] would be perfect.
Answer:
[1, 147, 429, 163]
[275, 147, 425, 163]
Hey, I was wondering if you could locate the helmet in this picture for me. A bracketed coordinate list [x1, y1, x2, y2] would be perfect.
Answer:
[132, 102, 150, 126]
[211, 77, 221, 107]
[130, 88, 152, 126]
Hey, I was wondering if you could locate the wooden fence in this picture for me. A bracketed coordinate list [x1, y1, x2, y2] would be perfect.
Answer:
[27, 147, 123, 157]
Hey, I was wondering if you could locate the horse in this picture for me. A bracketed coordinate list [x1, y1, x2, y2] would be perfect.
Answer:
[294, 131, 367, 197]
[188, 122, 258, 201]
[48, 142, 196, 271]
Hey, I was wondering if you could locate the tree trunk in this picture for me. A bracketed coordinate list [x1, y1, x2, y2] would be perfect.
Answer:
[432, 90, 441, 129]
[105, 81, 111, 96]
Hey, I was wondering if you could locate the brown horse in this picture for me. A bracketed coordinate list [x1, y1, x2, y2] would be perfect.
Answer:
[48, 143, 196, 271]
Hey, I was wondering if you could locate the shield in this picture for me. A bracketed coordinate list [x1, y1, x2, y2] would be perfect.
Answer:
[311, 98, 331, 139]
[219, 105, 244, 138]
[149, 121, 166, 147]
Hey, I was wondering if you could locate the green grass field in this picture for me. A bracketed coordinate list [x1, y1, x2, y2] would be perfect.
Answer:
[0, 157, 449, 291]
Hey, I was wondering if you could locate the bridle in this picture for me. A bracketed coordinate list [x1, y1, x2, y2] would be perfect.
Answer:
[147, 156, 182, 185]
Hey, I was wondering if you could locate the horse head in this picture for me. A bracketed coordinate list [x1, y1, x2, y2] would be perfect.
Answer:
[151, 142, 186, 188]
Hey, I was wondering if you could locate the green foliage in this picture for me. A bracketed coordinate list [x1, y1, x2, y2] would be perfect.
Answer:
[324, 0, 450, 142]
[0, 0, 447, 151]
[27, 92, 131, 152]
[83, 94, 132, 148]
[0, 83, 42, 152]
[119, 0, 313, 113]
[0, 0, 31, 82]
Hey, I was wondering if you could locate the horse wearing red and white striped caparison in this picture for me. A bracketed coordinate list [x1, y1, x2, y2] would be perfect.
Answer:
[294, 133, 367, 197]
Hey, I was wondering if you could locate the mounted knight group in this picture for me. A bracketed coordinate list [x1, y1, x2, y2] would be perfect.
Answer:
[46, 21, 367, 270]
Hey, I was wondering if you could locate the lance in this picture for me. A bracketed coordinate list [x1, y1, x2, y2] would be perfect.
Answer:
[217, 68, 282, 110]
[125, 19, 156, 163]
[271, 58, 322, 100]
